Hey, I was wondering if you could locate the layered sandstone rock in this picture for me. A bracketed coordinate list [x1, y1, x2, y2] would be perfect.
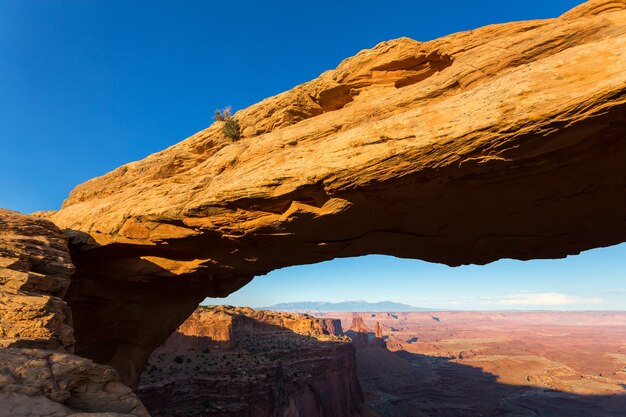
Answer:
[0, 210, 148, 417]
[45, 0, 626, 386]
[0, 348, 148, 417]
[0, 208, 74, 350]
[139, 306, 368, 417]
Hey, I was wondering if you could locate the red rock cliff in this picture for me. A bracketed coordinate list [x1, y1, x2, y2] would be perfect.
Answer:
[139, 306, 369, 417]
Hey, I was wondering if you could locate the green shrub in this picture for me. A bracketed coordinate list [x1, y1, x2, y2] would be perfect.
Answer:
[214, 107, 241, 141]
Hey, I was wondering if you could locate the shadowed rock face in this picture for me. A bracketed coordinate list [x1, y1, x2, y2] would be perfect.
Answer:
[45, 0, 626, 387]
[139, 306, 365, 417]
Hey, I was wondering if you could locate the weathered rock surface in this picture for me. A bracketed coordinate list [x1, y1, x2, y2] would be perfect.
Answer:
[139, 306, 369, 417]
[0, 348, 149, 417]
[46, 0, 626, 386]
[0, 210, 149, 416]
[0, 208, 74, 351]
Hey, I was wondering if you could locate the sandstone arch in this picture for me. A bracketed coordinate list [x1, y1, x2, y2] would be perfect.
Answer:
[48, 0, 626, 388]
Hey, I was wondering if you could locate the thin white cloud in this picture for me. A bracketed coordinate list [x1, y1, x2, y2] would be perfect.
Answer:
[493, 292, 603, 306]
[441, 292, 605, 306]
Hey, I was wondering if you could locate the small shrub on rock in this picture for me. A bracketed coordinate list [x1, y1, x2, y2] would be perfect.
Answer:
[214, 107, 241, 141]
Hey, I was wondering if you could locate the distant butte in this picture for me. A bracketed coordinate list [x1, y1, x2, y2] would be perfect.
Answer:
[4, 0, 625, 393]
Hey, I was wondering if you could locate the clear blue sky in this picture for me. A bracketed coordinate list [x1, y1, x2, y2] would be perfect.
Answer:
[3, 1, 624, 310]
[205, 246, 626, 310]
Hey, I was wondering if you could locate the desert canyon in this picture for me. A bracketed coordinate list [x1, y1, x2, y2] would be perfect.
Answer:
[138, 306, 367, 417]
[2, 0, 626, 415]
[137, 307, 626, 416]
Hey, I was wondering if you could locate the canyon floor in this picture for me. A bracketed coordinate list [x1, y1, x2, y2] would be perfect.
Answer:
[323, 311, 626, 417]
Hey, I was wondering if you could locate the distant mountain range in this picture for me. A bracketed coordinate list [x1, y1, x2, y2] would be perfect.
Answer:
[260, 300, 431, 312]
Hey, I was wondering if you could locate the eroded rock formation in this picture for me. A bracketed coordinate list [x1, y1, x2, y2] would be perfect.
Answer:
[372, 321, 386, 348]
[347, 317, 372, 348]
[41, 0, 626, 386]
[0, 210, 148, 416]
[159, 306, 343, 352]
[139, 306, 368, 417]
[374, 322, 383, 340]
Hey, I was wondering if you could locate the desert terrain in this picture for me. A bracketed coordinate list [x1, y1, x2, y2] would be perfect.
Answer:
[325, 311, 626, 417]
[3, 1, 626, 415]
[138, 306, 370, 417]
[139, 308, 626, 417]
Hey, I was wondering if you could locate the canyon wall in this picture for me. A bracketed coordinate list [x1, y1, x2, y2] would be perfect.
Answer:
[24, 0, 626, 387]
[159, 306, 343, 351]
[139, 306, 368, 417]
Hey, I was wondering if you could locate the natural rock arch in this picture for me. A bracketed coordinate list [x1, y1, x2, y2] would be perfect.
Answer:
[48, 0, 626, 388]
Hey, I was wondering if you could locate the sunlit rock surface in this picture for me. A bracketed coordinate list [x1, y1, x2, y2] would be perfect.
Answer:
[0, 208, 74, 351]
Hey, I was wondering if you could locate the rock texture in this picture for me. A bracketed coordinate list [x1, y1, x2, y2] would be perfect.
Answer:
[46, 0, 626, 386]
[139, 306, 368, 417]
[0, 348, 148, 417]
[0, 210, 148, 417]
[0, 208, 74, 351]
